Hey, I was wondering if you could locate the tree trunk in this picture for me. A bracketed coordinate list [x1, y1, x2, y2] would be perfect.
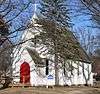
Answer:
[54, 54, 59, 86]
[82, 63, 89, 86]
[3, 76, 11, 88]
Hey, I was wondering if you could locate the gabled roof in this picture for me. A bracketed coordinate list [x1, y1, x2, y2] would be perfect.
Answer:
[26, 47, 45, 67]
[35, 18, 92, 63]
[66, 31, 91, 63]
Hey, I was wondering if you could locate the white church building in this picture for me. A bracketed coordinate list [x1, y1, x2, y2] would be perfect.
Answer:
[12, 4, 93, 86]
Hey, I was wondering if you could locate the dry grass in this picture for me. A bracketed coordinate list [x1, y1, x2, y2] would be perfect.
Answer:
[0, 87, 100, 94]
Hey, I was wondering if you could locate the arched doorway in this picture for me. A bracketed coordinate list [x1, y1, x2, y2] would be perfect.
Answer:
[20, 62, 30, 83]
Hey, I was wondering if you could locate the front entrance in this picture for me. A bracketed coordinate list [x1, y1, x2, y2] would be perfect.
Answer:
[20, 62, 30, 83]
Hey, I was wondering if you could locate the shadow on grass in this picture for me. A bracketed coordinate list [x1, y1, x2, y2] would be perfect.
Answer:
[0, 87, 7, 90]
[93, 89, 100, 94]
[0, 84, 9, 90]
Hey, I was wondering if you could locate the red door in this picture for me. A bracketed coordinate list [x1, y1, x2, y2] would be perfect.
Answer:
[20, 62, 30, 83]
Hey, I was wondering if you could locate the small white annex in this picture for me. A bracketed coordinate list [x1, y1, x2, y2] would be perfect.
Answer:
[12, 4, 93, 86]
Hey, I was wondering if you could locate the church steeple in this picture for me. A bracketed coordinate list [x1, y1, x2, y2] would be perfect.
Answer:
[32, 2, 38, 21]
[33, 3, 37, 18]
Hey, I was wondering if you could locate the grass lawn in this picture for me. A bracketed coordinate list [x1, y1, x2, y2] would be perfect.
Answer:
[0, 87, 100, 94]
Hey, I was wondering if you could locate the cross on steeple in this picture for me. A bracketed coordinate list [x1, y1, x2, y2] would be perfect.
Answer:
[32, 2, 38, 19]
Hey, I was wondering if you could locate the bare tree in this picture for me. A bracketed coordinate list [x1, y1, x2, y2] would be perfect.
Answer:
[0, 0, 35, 48]
[74, 27, 96, 56]
[0, 40, 13, 88]
[29, 0, 92, 85]
[0, 0, 35, 88]
[80, 0, 100, 28]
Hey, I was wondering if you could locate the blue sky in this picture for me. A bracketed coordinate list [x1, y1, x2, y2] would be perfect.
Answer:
[1, 0, 99, 46]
